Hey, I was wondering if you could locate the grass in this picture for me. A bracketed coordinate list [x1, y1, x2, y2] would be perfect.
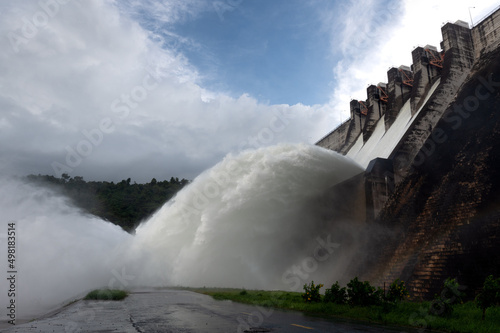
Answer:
[188, 288, 500, 333]
[84, 289, 129, 301]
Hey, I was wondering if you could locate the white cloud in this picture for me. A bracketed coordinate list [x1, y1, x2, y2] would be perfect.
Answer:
[0, 0, 332, 182]
[119, 0, 211, 26]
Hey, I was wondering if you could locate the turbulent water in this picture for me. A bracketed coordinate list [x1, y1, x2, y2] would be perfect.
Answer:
[0, 143, 364, 319]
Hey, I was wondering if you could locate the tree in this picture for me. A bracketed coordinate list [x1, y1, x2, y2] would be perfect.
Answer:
[324, 281, 347, 304]
[346, 277, 382, 306]
[302, 281, 323, 303]
[429, 278, 465, 318]
[385, 279, 409, 303]
[24, 174, 188, 233]
[476, 275, 500, 320]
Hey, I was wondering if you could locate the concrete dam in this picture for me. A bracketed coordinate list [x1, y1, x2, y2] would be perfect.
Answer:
[316, 7, 500, 299]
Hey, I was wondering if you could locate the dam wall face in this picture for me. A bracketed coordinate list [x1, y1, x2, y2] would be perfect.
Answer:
[472, 6, 500, 59]
[315, 119, 352, 152]
[316, 7, 500, 299]
[369, 50, 500, 299]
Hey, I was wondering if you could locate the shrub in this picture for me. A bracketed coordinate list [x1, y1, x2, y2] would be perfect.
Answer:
[476, 275, 500, 320]
[302, 281, 323, 303]
[442, 277, 464, 304]
[385, 279, 409, 303]
[84, 289, 128, 301]
[429, 294, 454, 317]
[346, 277, 382, 306]
[428, 278, 464, 318]
[324, 281, 347, 304]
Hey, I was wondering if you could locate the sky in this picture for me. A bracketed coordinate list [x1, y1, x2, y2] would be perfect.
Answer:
[0, 0, 498, 183]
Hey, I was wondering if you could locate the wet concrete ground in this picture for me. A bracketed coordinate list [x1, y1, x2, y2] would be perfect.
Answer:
[0, 289, 426, 332]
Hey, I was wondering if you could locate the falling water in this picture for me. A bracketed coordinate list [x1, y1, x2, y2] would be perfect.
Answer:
[127, 143, 365, 289]
[0, 143, 365, 320]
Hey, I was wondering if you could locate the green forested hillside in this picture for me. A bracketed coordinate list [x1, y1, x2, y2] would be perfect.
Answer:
[26, 174, 189, 233]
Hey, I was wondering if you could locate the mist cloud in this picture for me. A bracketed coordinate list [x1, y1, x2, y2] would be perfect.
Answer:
[0, 177, 130, 318]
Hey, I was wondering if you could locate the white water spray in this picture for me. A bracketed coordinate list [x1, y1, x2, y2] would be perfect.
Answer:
[0, 143, 364, 320]
[126, 143, 365, 289]
[0, 179, 131, 319]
